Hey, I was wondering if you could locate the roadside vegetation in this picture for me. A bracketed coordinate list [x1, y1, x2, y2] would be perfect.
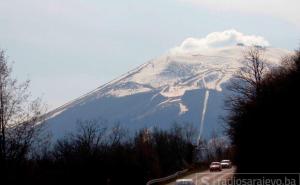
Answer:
[1, 119, 199, 184]
[226, 47, 300, 173]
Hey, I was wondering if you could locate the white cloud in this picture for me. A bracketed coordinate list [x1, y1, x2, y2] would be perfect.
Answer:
[172, 29, 270, 53]
[179, 0, 300, 27]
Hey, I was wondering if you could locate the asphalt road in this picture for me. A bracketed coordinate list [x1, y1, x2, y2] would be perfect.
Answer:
[165, 167, 236, 185]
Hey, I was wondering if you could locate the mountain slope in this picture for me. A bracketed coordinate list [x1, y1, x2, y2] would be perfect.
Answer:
[44, 45, 289, 140]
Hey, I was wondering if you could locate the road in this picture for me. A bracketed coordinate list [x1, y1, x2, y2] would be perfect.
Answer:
[165, 167, 236, 185]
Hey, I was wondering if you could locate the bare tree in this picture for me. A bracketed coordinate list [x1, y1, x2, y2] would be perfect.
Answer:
[226, 47, 268, 118]
[225, 47, 268, 150]
[229, 47, 267, 100]
[0, 49, 46, 165]
[108, 123, 127, 146]
[74, 119, 108, 149]
[207, 130, 228, 161]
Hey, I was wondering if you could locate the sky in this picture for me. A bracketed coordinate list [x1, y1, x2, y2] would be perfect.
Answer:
[0, 0, 299, 109]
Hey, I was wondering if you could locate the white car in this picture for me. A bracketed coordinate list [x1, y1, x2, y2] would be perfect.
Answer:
[175, 179, 195, 185]
[209, 162, 222, 172]
[220, 160, 232, 169]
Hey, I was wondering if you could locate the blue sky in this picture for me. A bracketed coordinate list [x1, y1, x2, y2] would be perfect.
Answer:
[0, 0, 299, 108]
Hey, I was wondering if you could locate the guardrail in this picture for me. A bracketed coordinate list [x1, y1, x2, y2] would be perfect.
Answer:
[146, 169, 189, 185]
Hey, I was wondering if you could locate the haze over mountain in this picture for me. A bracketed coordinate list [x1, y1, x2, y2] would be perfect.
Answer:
[44, 30, 290, 140]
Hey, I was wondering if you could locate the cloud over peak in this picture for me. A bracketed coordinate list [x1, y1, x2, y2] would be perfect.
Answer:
[172, 29, 270, 53]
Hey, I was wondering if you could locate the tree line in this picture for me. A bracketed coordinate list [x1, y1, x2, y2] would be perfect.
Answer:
[226, 47, 300, 174]
[2, 119, 199, 184]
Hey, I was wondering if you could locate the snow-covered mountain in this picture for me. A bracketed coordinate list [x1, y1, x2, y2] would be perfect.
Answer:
[44, 30, 290, 140]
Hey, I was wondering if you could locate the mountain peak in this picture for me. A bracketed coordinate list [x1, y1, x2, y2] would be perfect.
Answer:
[44, 42, 290, 140]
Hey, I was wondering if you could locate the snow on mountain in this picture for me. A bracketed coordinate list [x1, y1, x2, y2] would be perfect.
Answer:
[44, 30, 290, 140]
